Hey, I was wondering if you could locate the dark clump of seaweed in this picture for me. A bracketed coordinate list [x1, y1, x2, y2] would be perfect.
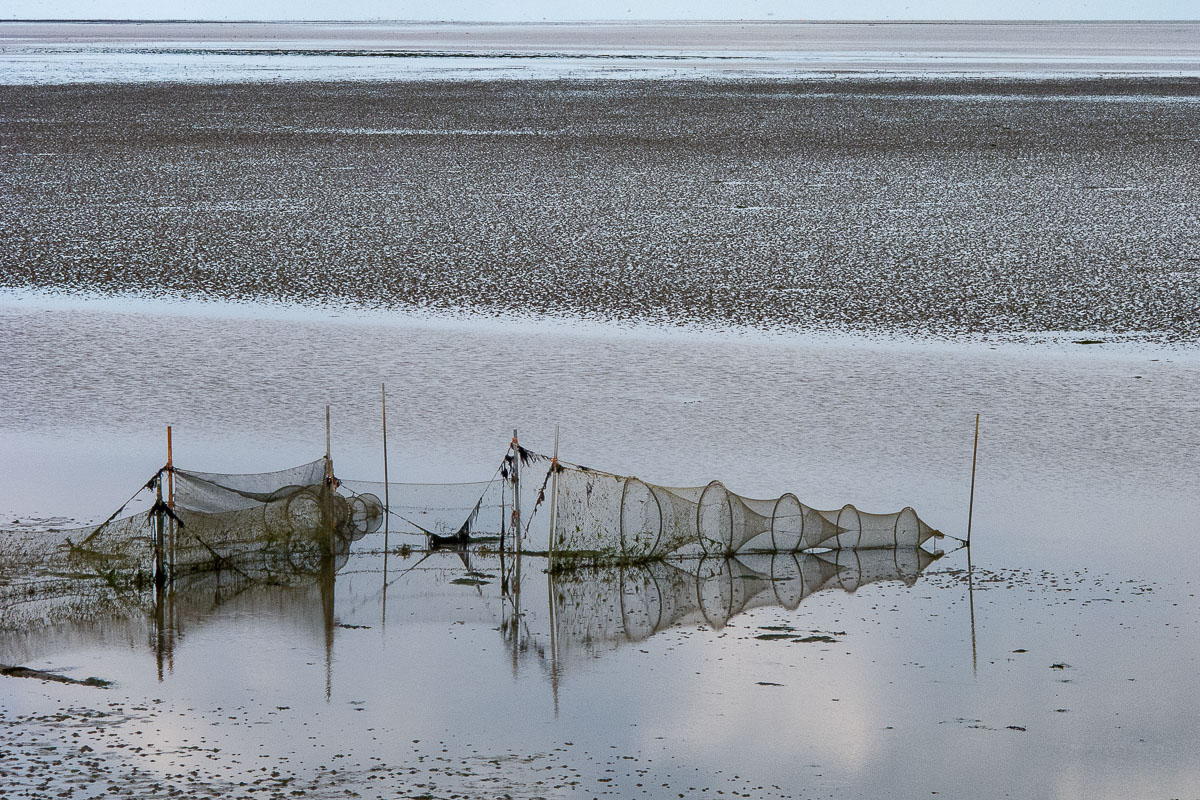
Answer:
[547, 550, 664, 574]
[1, 664, 111, 688]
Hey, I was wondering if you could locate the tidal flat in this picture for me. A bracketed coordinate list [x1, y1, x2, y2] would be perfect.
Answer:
[2, 21, 1200, 800]
[2, 76, 1200, 341]
[1, 298, 1198, 799]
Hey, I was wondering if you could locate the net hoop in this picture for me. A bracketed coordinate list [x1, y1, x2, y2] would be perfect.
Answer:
[770, 552, 805, 609]
[696, 481, 734, 556]
[769, 493, 805, 553]
[836, 504, 862, 549]
[694, 555, 733, 628]
[286, 531, 325, 574]
[618, 564, 665, 642]
[286, 488, 323, 534]
[619, 477, 663, 558]
[894, 506, 920, 548]
[347, 493, 384, 540]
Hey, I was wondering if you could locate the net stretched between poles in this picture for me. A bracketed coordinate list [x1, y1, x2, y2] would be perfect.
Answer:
[547, 458, 943, 562]
[338, 478, 503, 539]
[57, 457, 384, 581]
[7, 441, 944, 590]
[337, 444, 549, 544]
[39, 447, 524, 586]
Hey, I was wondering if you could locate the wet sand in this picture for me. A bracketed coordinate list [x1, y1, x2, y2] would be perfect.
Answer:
[3, 77, 1200, 341]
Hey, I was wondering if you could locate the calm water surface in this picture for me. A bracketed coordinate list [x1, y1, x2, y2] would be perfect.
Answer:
[3, 21, 1200, 82]
[3, 22, 1199, 795]
[1, 294, 1198, 798]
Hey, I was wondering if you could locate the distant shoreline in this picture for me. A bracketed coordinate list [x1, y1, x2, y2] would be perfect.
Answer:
[2, 18, 1198, 24]
[5, 20, 1200, 84]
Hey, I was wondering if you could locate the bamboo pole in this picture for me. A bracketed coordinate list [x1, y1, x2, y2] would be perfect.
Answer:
[548, 568, 559, 716]
[381, 385, 390, 625]
[153, 476, 165, 588]
[154, 582, 166, 682]
[511, 429, 521, 556]
[967, 413, 980, 545]
[511, 430, 522, 607]
[966, 414, 981, 672]
[500, 483, 508, 595]
[381, 384, 390, 555]
[166, 426, 174, 505]
[381, 551, 389, 629]
[968, 544, 978, 674]
[166, 425, 175, 581]
[321, 400, 336, 695]
[548, 425, 560, 570]
[325, 405, 334, 557]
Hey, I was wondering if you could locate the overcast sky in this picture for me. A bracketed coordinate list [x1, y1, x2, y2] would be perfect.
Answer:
[3, 1, 1198, 21]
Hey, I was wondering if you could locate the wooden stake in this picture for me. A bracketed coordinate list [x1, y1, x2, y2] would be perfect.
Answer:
[153, 477, 165, 588]
[500, 482, 508, 595]
[154, 580, 166, 682]
[325, 405, 334, 556]
[166, 426, 174, 507]
[967, 413, 980, 545]
[510, 429, 523, 607]
[546, 428, 562, 709]
[548, 425, 560, 569]
[380, 388, 390, 624]
[968, 544, 978, 674]
[511, 430, 521, 556]
[548, 567, 559, 716]
[381, 384, 390, 554]
[166, 425, 174, 581]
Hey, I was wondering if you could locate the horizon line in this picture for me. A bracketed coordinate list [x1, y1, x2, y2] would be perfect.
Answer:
[3, 18, 1198, 24]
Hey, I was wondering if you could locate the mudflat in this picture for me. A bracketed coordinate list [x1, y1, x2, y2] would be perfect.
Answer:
[3, 21, 1200, 800]
[3, 77, 1199, 341]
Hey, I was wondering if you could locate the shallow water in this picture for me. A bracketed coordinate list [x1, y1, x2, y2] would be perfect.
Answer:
[3, 21, 1200, 82]
[2, 293, 1198, 562]
[1, 540, 1196, 799]
[2, 22, 1199, 795]
[1, 295, 1198, 797]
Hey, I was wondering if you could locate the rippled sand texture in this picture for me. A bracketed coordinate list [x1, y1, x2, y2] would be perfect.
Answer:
[2, 78, 1199, 339]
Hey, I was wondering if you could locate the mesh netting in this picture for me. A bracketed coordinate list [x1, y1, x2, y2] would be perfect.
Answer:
[549, 459, 942, 560]
[550, 465, 705, 560]
[551, 549, 939, 653]
[337, 446, 549, 544]
[339, 478, 504, 538]
[175, 459, 327, 500]
[31, 459, 385, 582]
[4, 444, 943, 598]
[812, 504, 941, 550]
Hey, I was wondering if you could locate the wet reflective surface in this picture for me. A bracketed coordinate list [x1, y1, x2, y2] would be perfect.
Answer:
[4, 21, 1200, 82]
[1, 296, 1198, 798]
[2, 21, 1200, 795]
[1, 539, 1195, 799]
